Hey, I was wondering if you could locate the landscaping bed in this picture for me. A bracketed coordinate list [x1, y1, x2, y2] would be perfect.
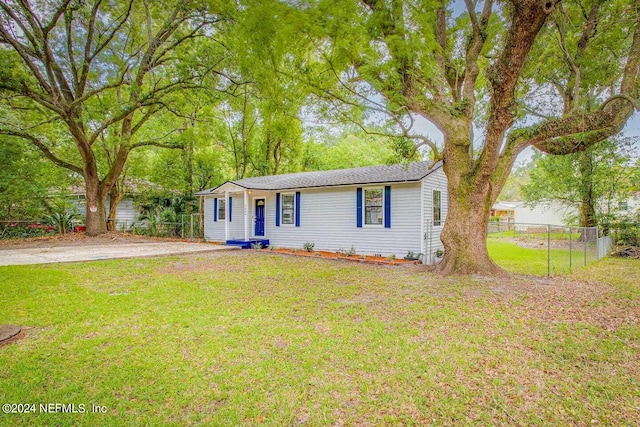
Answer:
[263, 247, 421, 265]
[0, 231, 198, 250]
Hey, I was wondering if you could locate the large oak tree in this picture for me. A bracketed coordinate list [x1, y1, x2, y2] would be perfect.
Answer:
[0, 0, 230, 235]
[301, 0, 640, 274]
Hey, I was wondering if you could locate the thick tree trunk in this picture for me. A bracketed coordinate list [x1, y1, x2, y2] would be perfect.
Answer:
[106, 188, 124, 231]
[435, 188, 504, 275]
[84, 175, 107, 236]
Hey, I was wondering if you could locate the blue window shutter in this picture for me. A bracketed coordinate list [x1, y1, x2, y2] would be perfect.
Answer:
[384, 186, 391, 228]
[228, 197, 232, 222]
[295, 191, 301, 227]
[275, 193, 281, 226]
[356, 188, 362, 228]
[214, 198, 218, 222]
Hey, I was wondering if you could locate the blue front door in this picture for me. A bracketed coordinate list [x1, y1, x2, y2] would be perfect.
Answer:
[254, 199, 265, 236]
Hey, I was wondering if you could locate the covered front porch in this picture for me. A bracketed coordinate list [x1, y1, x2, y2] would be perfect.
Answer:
[204, 182, 272, 247]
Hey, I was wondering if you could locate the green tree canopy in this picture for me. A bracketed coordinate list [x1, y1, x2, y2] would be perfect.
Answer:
[0, 0, 235, 234]
[269, 0, 640, 274]
[521, 138, 639, 227]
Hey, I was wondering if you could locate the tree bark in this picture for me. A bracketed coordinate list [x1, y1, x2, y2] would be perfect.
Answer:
[84, 173, 107, 236]
[106, 187, 125, 231]
[435, 162, 504, 275]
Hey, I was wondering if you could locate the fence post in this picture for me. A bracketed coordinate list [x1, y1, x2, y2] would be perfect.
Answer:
[584, 227, 588, 266]
[547, 224, 551, 278]
[569, 226, 572, 272]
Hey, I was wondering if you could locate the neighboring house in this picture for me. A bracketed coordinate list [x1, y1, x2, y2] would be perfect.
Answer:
[69, 190, 139, 229]
[513, 201, 576, 226]
[196, 161, 448, 264]
[491, 200, 576, 226]
[67, 179, 170, 229]
[491, 201, 518, 219]
[616, 191, 640, 219]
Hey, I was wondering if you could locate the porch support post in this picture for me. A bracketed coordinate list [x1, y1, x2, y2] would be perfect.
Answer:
[244, 190, 249, 241]
[420, 179, 426, 264]
[224, 190, 229, 242]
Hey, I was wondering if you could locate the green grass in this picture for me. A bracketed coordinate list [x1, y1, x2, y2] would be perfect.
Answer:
[489, 230, 582, 241]
[0, 252, 638, 426]
[488, 236, 596, 276]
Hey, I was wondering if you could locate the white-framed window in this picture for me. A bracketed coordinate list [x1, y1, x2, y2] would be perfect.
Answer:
[281, 193, 295, 225]
[364, 188, 383, 225]
[433, 190, 441, 226]
[218, 198, 226, 220]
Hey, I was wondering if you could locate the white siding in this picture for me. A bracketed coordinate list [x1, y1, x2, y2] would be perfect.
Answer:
[422, 168, 448, 264]
[514, 202, 576, 226]
[71, 196, 140, 229]
[109, 198, 138, 229]
[203, 196, 224, 242]
[262, 183, 423, 258]
[227, 195, 245, 239]
[204, 195, 245, 241]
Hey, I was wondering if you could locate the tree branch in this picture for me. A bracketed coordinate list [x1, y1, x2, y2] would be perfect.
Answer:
[0, 128, 83, 174]
[130, 140, 185, 149]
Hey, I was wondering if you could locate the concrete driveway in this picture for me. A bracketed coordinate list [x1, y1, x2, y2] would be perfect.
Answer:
[0, 242, 238, 266]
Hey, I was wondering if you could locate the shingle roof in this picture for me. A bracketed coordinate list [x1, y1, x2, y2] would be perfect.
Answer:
[196, 160, 441, 195]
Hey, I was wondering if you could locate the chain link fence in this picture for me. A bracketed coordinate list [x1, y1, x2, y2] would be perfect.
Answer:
[488, 222, 609, 276]
[1, 214, 205, 240]
[108, 213, 204, 240]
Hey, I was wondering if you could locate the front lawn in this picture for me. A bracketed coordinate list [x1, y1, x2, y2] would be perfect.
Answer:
[0, 252, 638, 425]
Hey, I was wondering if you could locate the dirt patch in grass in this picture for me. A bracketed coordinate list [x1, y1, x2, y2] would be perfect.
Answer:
[505, 236, 577, 250]
[0, 231, 197, 250]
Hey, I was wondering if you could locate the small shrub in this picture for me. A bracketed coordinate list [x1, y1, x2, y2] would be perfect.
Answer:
[435, 249, 444, 258]
[46, 212, 76, 234]
[303, 241, 315, 252]
[346, 246, 356, 257]
[386, 254, 396, 261]
[267, 245, 276, 251]
[404, 251, 422, 260]
[251, 242, 263, 250]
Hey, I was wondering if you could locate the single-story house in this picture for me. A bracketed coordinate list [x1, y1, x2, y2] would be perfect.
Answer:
[195, 161, 448, 264]
[68, 179, 174, 230]
[70, 192, 139, 229]
[512, 201, 577, 226]
[491, 201, 517, 219]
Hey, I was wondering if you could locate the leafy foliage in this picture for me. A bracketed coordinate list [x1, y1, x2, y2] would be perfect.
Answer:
[0, 137, 78, 219]
[521, 138, 638, 227]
